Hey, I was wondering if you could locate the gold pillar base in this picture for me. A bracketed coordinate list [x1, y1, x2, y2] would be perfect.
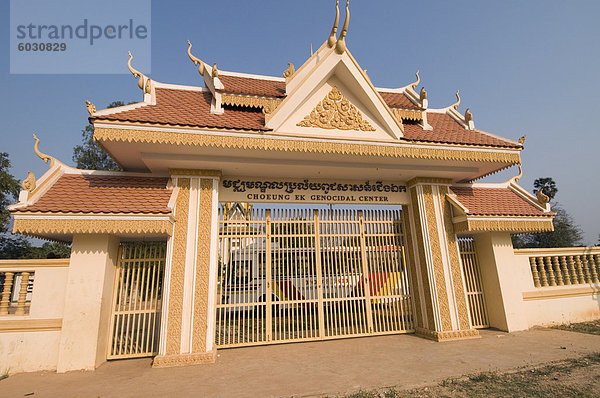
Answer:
[152, 350, 217, 368]
[415, 327, 480, 342]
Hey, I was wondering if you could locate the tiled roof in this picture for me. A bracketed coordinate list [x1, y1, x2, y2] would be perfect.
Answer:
[219, 75, 286, 98]
[93, 86, 519, 148]
[93, 89, 268, 131]
[450, 186, 550, 217]
[378, 91, 421, 110]
[219, 74, 422, 111]
[13, 174, 172, 214]
[403, 113, 521, 149]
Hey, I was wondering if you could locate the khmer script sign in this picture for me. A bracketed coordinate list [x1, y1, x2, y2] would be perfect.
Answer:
[219, 177, 409, 204]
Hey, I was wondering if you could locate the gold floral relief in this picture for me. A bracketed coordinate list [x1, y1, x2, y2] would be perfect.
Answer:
[297, 86, 376, 131]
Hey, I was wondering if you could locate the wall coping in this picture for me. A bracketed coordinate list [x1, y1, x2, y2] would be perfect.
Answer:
[0, 258, 70, 269]
[522, 284, 600, 301]
[514, 247, 600, 256]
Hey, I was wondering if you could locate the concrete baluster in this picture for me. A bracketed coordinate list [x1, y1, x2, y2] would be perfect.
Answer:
[529, 257, 541, 287]
[0, 272, 14, 315]
[15, 271, 31, 315]
[545, 256, 556, 286]
[552, 257, 563, 286]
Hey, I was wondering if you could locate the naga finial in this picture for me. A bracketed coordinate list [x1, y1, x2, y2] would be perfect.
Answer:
[283, 63, 295, 79]
[464, 108, 473, 123]
[85, 100, 96, 115]
[32, 134, 54, 167]
[410, 70, 420, 89]
[335, 0, 350, 54]
[128, 51, 151, 93]
[327, 0, 340, 48]
[514, 164, 523, 182]
[187, 40, 205, 75]
[452, 90, 461, 109]
[212, 63, 219, 78]
[518, 135, 526, 145]
[536, 188, 550, 204]
[420, 86, 427, 101]
[22, 171, 36, 192]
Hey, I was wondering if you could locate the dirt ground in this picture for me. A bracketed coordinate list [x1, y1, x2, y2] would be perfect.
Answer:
[2, 327, 600, 398]
[344, 320, 600, 398]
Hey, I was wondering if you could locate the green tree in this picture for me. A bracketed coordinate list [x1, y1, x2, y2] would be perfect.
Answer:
[0, 153, 20, 234]
[512, 177, 583, 248]
[72, 101, 128, 171]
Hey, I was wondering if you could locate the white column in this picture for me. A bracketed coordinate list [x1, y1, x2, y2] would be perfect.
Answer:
[56, 234, 119, 372]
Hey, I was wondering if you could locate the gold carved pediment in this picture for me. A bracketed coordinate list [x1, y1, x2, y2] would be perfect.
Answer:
[297, 87, 375, 132]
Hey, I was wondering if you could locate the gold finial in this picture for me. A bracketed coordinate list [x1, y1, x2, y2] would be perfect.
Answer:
[513, 164, 523, 182]
[410, 70, 420, 89]
[518, 135, 526, 145]
[22, 171, 36, 192]
[187, 40, 205, 75]
[420, 86, 427, 101]
[128, 51, 146, 90]
[212, 63, 219, 78]
[32, 134, 54, 166]
[537, 188, 550, 204]
[328, 0, 340, 48]
[452, 90, 461, 109]
[335, 0, 349, 54]
[85, 100, 96, 115]
[464, 108, 473, 123]
[283, 63, 295, 79]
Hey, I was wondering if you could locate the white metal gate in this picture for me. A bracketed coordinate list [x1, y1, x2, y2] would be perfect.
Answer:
[107, 242, 166, 359]
[215, 206, 414, 348]
[458, 237, 489, 328]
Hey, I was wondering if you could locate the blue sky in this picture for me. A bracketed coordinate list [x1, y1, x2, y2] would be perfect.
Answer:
[1, 0, 599, 244]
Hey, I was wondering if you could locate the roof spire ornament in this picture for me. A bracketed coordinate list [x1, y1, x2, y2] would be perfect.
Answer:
[536, 188, 550, 205]
[85, 100, 96, 115]
[327, 0, 340, 48]
[212, 63, 219, 77]
[32, 134, 55, 167]
[420, 87, 427, 101]
[283, 63, 295, 80]
[187, 40, 205, 75]
[518, 135, 526, 145]
[335, 0, 350, 54]
[22, 171, 36, 192]
[410, 70, 420, 89]
[452, 90, 461, 109]
[128, 51, 151, 94]
[464, 108, 473, 123]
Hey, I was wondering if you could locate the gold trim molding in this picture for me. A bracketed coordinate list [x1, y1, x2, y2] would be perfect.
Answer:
[13, 219, 173, 237]
[169, 168, 222, 177]
[95, 127, 522, 165]
[221, 94, 282, 114]
[453, 218, 554, 233]
[415, 327, 480, 341]
[152, 350, 217, 368]
[297, 87, 376, 131]
[391, 108, 423, 121]
[407, 177, 453, 187]
[0, 318, 62, 333]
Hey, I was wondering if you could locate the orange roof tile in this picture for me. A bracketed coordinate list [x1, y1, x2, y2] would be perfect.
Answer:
[450, 186, 550, 217]
[219, 75, 286, 98]
[403, 113, 521, 149]
[378, 91, 421, 110]
[13, 174, 172, 214]
[94, 89, 268, 131]
[93, 87, 520, 148]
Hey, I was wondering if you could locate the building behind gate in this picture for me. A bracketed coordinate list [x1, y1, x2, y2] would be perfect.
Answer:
[2, 1, 599, 374]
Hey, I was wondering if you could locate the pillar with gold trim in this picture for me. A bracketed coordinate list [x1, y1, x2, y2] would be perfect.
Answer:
[153, 169, 221, 367]
[405, 178, 479, 341]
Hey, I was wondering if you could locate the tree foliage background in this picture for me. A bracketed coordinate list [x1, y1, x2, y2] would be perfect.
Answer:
[512, 177, 584, 248]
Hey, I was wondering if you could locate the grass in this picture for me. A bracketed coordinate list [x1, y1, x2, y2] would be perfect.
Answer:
[0, 369, 8, 382]
[341, 352, 600, 398]
[554, 319, 600, 335]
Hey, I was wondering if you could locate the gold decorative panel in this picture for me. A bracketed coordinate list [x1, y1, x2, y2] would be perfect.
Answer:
[297, 87, 376, 131]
